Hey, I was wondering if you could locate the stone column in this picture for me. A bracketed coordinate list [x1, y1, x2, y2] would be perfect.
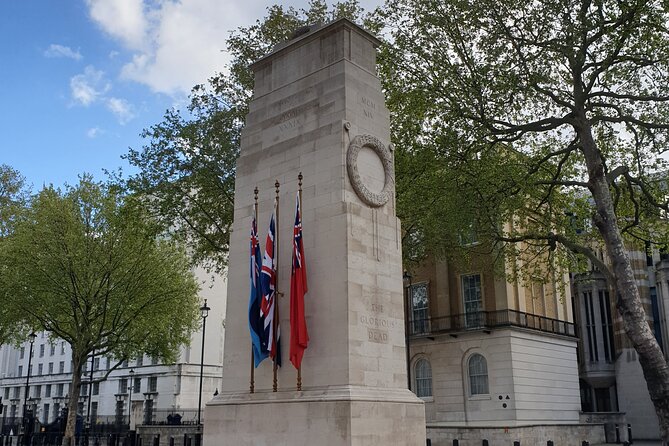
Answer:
[203, 18, 426, 445]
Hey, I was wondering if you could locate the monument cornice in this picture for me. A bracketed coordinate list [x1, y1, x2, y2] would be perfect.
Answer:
[249, 17, 382, 72]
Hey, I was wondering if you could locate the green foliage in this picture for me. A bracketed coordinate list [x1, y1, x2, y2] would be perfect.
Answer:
[381, 0, 669, 278]
[123, 0, 375, 272]
[0, 176, 200, 362]
[0, 165, 31, 343]
[0, 164, 30, 238]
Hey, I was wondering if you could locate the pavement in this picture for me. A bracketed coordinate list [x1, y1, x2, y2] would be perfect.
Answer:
[595, 442, 664, 446]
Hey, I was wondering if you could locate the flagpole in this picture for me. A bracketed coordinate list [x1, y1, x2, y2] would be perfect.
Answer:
[250, 186, 258, 394]
[297, 172, 303, 391]
[273, 180, 280, 392]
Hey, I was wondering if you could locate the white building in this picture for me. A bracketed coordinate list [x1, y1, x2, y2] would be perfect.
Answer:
[0, 271, 225, 430]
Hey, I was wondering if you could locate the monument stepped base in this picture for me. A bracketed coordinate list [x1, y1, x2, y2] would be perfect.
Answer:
[204, 386, 426, 445]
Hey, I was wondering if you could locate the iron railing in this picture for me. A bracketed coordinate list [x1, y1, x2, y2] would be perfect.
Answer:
[141, 409, 199, 426]
[408, 309, 576, 338]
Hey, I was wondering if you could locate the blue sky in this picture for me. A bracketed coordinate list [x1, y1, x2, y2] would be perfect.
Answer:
[0, 0, 380, 191]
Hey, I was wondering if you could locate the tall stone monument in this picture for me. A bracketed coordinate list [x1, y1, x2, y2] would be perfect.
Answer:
[203, 18, 426, 445]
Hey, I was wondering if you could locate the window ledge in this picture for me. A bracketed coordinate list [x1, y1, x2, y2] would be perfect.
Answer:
[468, 394, 491, 401]
[419, 396, 434, 402]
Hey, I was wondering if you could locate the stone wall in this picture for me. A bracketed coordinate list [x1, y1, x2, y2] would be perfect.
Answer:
[136, 425, 201, 446]
[426, 423, 605, 446]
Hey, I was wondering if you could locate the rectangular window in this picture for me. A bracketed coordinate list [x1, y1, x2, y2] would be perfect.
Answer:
[93, 358, 100, 371]
[115, 400, 124, 426]
[10, 405, 16, 418]
[93, 382, 100, 396]
[48, 362, 53, 374]
[148, 377, 157, 393]
[151, 357, 158, 366]
[61, 342, 66, 355]
[20, 347, 25, 359]
[133, 378, 141, 394]
[45, 384, 51, 398]
[91, 401, 98, 421]
[57, 384, 64, 397]
[136, 356, 143, 367]
[599, 290, 615, 362]
[143, 399, 154, 425]
[119, 378, 128, 394]
[34, 385, 41, 398]
[458, 223, 478, 246]
[462, 274, 483, 328]
[39, 344, 44, 358]
[4, 388, 9, 399]
[584, 291, 599, 361]
[43, 403, 50, 424]
[50, 344, 55, 356]
[38, 364, 43, 375]
[80, 383, 88, 396]
[13, 387, 20, 399]
[410, 282, 429, 334]
[18, 365, 23, 376]
[53, 403, 60, 421]
[650, 287, 664, 353]
[59, 361, 64, 374]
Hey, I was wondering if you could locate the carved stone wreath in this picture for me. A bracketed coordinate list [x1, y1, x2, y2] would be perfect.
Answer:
[346, 134, 394, 207]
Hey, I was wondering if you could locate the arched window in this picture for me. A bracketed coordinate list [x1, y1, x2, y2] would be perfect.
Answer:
[468, 353, 489, 395]
[414, 358, 433, 398]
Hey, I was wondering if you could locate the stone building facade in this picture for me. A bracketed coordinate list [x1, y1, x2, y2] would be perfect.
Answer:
[0, 270, 225, 432]
[573, 244, 669, 440]
[405, 255, 588, 444]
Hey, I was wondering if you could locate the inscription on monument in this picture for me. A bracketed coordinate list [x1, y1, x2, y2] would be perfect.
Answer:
[360, 307, 395, 344]
[360, 96, 376, 119]
[368, 329, 388, 343]
[271, 99, 318, 134]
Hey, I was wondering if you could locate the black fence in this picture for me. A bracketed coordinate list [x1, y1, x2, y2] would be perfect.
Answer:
[0, 432, 201, 446]
[141, 410, 198, 427]
[0, 432, 131, 446]
[409, 309, 576, 338]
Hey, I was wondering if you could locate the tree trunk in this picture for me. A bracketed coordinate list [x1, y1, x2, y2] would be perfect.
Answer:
[578, 118, 669, 444]
[62, 351, 84, 446]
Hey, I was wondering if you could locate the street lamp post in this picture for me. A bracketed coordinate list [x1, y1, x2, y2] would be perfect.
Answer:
[85, 351, 95, 446]
[23, 332, 37, 415]
[197, 299, 210, 426]
[127, 369, 134, 431]
[403, 272, 413, 391]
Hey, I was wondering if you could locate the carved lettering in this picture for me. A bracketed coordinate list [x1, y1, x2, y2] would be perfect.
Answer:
[280, 108, 300, 122]
[371, 303, 383, 313]
[363, 109, 373, 119]
[360, 315, 396, 329]
[279, 118, 300, 132]
[361, 96, 376, 109]
[367, 328, 388, 344]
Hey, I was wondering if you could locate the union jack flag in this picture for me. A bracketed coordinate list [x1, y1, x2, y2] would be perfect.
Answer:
[261, 202, 281, 365]
[249, 207, 268, 367]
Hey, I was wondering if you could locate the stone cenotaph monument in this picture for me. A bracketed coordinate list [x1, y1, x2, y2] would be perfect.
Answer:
[203, 18, 426, 445]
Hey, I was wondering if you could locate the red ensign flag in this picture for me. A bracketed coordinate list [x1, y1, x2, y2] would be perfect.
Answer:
[290, 192, 309, 370]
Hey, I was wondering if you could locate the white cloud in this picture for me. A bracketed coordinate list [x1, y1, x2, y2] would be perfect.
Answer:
[85, 0, 257, 95]
[86, 0, 148, 50]
[106, 98, 135, 125]
[87, 127, 103, 138]
[44, 44, 83, 60]
[70, 66, 110, 106]
[85, 0, 385, 96]
[70, 66, 135, 124]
